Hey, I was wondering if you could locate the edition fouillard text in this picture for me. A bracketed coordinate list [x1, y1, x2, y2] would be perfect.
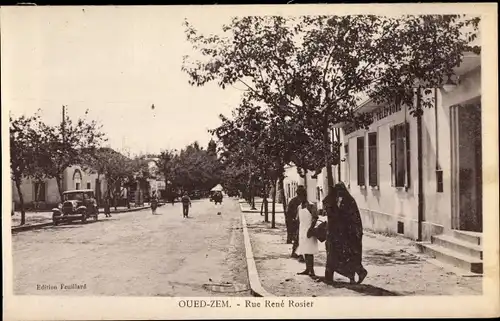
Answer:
[36, 283, 87, 290]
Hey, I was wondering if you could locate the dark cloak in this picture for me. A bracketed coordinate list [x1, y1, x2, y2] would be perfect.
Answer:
[323, 183, 364, 279]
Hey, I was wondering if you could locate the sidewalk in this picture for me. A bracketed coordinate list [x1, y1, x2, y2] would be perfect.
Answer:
[239, 198, 284, 213]
[10, 204, 159, 229]
[244, 211, 482, 296]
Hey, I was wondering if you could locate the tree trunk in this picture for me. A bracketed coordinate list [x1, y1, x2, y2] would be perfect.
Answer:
[271, 180, 277, 228]
[55, 175, 64, 203]
[96, 173, 101, 207]
[264, 184, 269, 223]
[303, 170, 308, 200]
[250, 184, 256, 210]
[335, 128, 341, 183]
[127, 186, 131, 209]
[278, 176, 287, 215]
[113, 184, 118, 210]
[15, 179, 26, 226]
[324, 120, 334, 195]
[260, 198, 264, 216]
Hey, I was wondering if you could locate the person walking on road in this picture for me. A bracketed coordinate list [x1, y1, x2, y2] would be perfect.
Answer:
[296, 189, 319, 278]
[151, 191, 159, 215]
[181, 192, 191, 218]
[104, 196, 112, 218]
[323, 182, 368, 285]
[170, 192, 176, 206]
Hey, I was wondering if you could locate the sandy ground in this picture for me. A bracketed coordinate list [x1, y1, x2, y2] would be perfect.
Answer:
[245, 212, 482, 297]
[11, 199, 250, 296]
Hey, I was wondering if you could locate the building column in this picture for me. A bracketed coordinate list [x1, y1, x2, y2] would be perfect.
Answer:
[450, 105, 460, 230]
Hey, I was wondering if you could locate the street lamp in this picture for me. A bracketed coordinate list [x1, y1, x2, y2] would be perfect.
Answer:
[442, 75, 460, 93]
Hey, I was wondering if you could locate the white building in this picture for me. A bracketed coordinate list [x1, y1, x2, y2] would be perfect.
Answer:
[12, 165, 109, 210]
[284, 54, 483, 273]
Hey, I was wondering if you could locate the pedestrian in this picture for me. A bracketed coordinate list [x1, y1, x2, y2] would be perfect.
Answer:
[214, 191, 223, 215]
[323, 182, 368, 285]
[285, 186, 305, 257]
[170, 192, 176, 206]
[104, 196, 112, 218]
[296, 189, 319, 278]
[151, 191, 159, 215]
[181, 192, 191, 218]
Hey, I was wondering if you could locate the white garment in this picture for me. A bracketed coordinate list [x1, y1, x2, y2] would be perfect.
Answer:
[296, 205, 318, 255]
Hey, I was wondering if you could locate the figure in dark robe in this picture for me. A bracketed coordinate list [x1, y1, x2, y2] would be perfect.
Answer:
[286, 185, 306, 259]
[323, 182, 368, 284]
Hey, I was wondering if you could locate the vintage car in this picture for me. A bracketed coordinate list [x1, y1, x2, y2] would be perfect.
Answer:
[52, 189, 99, 225]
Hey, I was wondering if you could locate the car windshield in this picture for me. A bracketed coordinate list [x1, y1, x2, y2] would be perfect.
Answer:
[64, 192, 93, 201]
[64, 193, 84, 201]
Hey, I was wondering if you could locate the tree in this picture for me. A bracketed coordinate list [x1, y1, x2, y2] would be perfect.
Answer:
[183, 15, 479, 196]
[83, 147, 137, 209]
[210, 101, 274, 216]
[156, 149, 177, 199]
[38, 109, 106, 201]
[207, 139, 217, 156]
[165, 142, 223, 194]
[10, 113, 44, 225]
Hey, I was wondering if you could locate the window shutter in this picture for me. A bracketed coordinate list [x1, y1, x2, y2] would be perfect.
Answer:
[405, 122, 411, 188]
[357, 137, 365, 186]
[368, 132, 378, 187]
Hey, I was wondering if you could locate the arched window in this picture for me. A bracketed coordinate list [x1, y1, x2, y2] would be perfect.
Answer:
[73, 169, 82, 190]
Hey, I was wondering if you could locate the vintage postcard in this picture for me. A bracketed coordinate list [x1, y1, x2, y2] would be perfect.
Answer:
[2, 3, 499, 320]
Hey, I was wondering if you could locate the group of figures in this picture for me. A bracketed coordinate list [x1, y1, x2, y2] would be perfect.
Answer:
[150, 191, 193, 217]
[286, 182, 368, 284]
[149, 191, 222, 217]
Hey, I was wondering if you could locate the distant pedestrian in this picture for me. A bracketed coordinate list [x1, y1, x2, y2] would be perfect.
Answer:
[151, 191, 159, 215]
[295, 189, 319, 279]
[181, 192, 191, 218]
[323, 182, 368, 285]
[104, 196, 112, 218]
[213, 191, 223, 215]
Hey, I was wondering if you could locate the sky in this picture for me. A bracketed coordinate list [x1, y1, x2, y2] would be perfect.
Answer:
[1, 7, 244, 156]
[1, 6, 484, 157]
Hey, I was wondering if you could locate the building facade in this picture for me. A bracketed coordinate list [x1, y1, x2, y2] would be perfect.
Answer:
[338, 55, 481, 241]
[283, 55, 481, 246]
[283, 164, 327, 209]
[12, 165, 109, 210]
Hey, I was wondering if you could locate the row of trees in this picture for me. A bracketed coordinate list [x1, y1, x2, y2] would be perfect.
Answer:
[10, 109, 151, 225]
[10, 110, 106, 225]
[182, 15, 480, 227]
[155, 140, 223, 197]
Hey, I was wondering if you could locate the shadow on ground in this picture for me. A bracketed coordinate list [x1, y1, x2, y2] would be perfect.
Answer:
[315, 277, 400, 296]
[363, 249, 422, 266]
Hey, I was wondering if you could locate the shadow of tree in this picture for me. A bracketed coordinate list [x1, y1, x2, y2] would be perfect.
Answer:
[363, 249, 422, 266]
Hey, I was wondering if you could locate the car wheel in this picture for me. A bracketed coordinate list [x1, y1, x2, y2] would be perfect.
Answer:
[53, 219, 59, 226]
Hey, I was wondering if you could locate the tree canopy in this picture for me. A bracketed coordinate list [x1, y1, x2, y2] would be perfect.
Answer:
[183, 14, 480, 196]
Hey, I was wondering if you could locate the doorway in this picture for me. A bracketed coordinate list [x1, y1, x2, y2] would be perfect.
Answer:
[450, 99, 482, 232]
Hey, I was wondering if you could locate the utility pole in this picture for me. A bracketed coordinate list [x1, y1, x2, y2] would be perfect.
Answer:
[324, 115, 334, 195]
[62, 105, 66, 192]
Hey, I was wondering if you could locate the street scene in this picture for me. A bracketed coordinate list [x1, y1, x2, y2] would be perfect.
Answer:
[4, 7, 490, 302]
[13, 199, 250, 297]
